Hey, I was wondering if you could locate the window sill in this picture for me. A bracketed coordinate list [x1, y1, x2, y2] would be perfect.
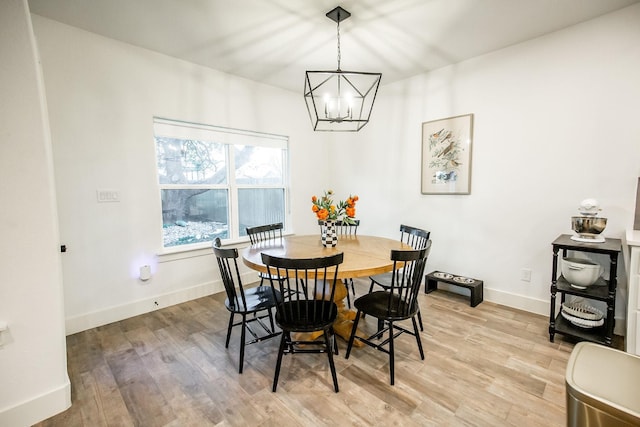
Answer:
[157, 244, 216, 263]
[157, 232, 294, 263]
[157, 239, 248, 263]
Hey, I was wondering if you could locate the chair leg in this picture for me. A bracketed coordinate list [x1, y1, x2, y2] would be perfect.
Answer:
[344, 280, 352, 309]
[417, 307, 424, 331]
[343, 279, 355, 309]
[345, 310, 362, 359]
[272, 332, 288, 392]
[388, 321, 395, 386]
[324, 330, 339, 392]
[376, 319, 385, 338]
[268, 308, 275, 333]
[412, 316, 425, 360]
[225, 312, 234, 348]
[239, 314, 246, 374]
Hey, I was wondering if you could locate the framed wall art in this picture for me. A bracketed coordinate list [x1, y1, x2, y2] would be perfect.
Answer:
[421, 113, 474, 195]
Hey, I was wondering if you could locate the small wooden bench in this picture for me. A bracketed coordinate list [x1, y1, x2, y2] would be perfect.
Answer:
[425, 271, 483, 307]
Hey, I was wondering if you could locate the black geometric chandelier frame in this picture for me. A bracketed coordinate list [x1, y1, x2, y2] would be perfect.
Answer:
[304, 6, 382, 132]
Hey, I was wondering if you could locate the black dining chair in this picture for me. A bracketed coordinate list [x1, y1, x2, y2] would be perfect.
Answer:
[246, 222, 284, 244]
[261, 251, 344, 392]
[368, 224, 431, 330]
[212, 238, 281, 373]
[345, 242, 431, 385]
[318, 219, 360, 308]
[246, 223, 285, 286]
[317, 219, 360, 236]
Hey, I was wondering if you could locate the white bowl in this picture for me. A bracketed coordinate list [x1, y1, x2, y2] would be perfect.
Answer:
[561, 257, 603, 289]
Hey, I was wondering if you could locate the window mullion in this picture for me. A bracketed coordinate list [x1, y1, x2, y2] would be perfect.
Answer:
[227, 144, 239, 240]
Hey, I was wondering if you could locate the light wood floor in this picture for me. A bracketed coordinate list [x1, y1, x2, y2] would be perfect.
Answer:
[36, 279, 583, 427]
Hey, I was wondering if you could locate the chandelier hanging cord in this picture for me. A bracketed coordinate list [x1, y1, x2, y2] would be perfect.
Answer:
[336, 16, 341, 71]
[326, 6, 350, 71]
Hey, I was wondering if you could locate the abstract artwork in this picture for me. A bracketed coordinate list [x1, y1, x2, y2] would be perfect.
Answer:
[421, 114, 474, 195]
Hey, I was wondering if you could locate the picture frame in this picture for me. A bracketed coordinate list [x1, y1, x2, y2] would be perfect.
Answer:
[421, 113, 474, 195]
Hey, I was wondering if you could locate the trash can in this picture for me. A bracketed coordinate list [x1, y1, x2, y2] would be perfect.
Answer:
[566, 342, 640, 427]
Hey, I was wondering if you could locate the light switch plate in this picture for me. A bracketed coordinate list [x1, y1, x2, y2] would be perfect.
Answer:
[97, 189, 120, 203]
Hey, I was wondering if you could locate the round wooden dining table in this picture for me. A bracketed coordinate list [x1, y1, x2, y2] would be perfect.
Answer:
[241, 234, 411, 343]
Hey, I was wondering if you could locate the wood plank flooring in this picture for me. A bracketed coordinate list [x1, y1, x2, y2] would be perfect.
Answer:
[36, 279, 588, 427]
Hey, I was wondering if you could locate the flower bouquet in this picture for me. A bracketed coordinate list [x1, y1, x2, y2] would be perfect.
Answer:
[311, 190, 358, 246]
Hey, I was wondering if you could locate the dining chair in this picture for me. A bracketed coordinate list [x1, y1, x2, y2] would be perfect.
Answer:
[246, 223, 285, 287]
[212, 238, 281, 374]
[345, 242, 432, 385]
[318, 219, 360, 308]
[368, 224, 431, 330]
[261, 251, 344, 392]
[246, 222, 284, 244]
[317, 219, 360, 236]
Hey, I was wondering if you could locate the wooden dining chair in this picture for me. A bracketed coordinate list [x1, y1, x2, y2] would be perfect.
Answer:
[261, 251, 344, 392]
[318, 219, 360, 308]
[345, 242, 431, 385]
[212, 238, 281, 373]
[368, 224, 431, 330]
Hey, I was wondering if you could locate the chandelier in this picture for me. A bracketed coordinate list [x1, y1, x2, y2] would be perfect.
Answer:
[304, 6, 382, 132]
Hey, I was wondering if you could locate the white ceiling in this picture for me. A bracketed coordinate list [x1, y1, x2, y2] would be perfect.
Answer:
[28, 0, 639, 93]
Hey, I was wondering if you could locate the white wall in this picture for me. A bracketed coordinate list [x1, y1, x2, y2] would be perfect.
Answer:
[31, 15, 329, 335]
[0, 1, 70, 425]
[330, 4, 640, 321]
[29, 4, 639, 340]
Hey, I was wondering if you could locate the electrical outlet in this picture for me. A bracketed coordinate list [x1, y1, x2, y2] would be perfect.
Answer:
[521, 268, 532, 282]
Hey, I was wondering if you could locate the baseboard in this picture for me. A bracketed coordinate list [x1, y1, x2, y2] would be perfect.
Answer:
[423, 281, 550, 315]
[65, 271, 254, 335]
[66, 275, 626, 338]
[482, 287, 549, 316]
[0, 377, 71, 426]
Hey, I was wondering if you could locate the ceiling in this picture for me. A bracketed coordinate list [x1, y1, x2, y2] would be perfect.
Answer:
[28, 0, 639, 93]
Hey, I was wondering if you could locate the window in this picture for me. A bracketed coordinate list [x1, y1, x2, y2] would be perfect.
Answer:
[153, 118, 289, 249]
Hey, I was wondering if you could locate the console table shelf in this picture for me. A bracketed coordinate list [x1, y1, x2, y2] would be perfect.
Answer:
[548, 234, 621, 346]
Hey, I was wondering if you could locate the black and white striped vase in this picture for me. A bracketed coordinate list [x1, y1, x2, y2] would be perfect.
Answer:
[321, 220, 338, 247]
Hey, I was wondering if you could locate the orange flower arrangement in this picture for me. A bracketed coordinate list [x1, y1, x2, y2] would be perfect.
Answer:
[311, 190, 358, 224]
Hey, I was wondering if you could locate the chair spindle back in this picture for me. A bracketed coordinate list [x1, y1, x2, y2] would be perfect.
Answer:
[318, 219, 360, 237]
[213, 238, 247, 310]
[246, 223, 284, 244]
[261, 252, 344, 327]
[399, 224, 430, 249]
[387, 241, 432, 317]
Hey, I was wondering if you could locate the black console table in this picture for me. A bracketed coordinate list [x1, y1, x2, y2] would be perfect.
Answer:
[549, 234, 621, 346]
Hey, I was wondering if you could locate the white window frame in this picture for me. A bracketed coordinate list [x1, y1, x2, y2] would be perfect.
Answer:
[153, 117, 290, 253]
